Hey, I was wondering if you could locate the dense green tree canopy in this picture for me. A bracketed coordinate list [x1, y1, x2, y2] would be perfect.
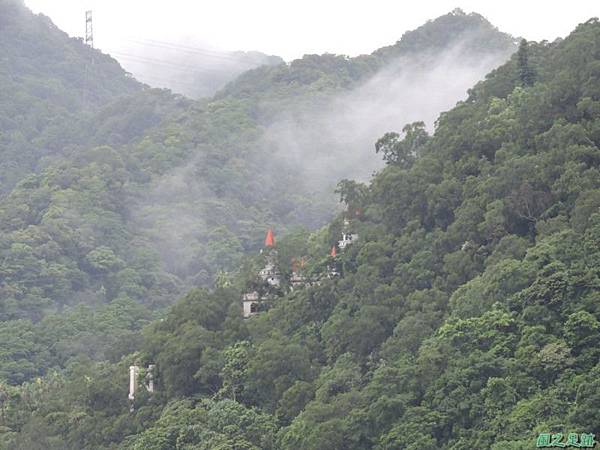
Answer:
[2, 3, 600, 450]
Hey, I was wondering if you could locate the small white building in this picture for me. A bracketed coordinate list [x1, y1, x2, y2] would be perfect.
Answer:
[242, 229, 281, 318]
[242, 291, 261, 318]
[338, 232, 358, 250]
[259, 262, 281, 287]
[338, 219, 358, 250]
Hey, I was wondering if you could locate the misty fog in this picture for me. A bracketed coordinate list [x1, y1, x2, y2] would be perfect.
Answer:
[263, 41, 513, 191]
[112, 38, 283, 98]
[131, 38, 514, 280]
[133, 161, 212, 279]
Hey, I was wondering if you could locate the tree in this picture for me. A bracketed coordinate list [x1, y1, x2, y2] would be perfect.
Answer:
[375, 122, 429, 167]
[334, 180, 368, 213]
[218, 341, 251, 402]
[517, 39, 536, 87]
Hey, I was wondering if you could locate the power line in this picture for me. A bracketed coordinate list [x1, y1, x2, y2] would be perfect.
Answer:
[111, 51, 237, 75]
[134, 73, 203, 91]
[84, 23, 273, 92]
[108, 50, 264, 94]
[121, 37, 263, 65]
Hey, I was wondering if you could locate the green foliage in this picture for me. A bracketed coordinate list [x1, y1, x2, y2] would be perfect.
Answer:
[2, 7, 600, 450]
[517, 39, 537, 87]
[218, 341, 251, 402]
[61, 397, 280, 450]
[0, 0, 140, 193]
[375, 122, 429, 167]
[0, 6, 519, 390]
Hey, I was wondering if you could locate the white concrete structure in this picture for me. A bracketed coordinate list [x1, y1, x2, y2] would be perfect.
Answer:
[338, 232, 358, 250]
[259, 261, 281, 287]
[145, 364, 155, 393]
[338, 219, 358, 250]
[128, 365, 139, 401]
[242, 291, 261, 318]
[129, 364, 156, 410]
[241, 229, 282, 318]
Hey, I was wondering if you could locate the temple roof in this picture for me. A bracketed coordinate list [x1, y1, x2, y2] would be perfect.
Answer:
[265, 229, 275, 247]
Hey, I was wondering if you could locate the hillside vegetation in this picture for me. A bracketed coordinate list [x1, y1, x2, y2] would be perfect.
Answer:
[0, 10, 598, 450]
[0, 0, 144, 192]
[0, 3, 518, 393]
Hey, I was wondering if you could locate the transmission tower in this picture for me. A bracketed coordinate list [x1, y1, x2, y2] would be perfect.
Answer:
[83, 10, 94, 105]
[85, 10, 94, 48]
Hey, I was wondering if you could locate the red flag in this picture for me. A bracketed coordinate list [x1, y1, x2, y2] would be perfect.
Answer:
[330, 246, 337, 257]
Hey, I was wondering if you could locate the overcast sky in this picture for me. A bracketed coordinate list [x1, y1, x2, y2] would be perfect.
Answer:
[24, 0, 599, 60]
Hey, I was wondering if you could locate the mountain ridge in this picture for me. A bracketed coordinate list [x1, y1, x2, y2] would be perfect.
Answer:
[1, 15, 598, 448]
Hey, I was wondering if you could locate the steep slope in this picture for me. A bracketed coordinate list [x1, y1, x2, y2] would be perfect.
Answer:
[0, 8, 518, 313]
[0, 8, 518, 394]
[0, 0, 142, 191]
[140, 18, 600, 449]
[0, 16, 597, 450]
[129, 9, 517, 285]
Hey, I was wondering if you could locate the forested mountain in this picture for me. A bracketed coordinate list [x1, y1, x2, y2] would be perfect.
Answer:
[127, 8, 517, 286]
[0, 4, 520, 438]
[0, 8, 598, 450]
[0, 4, 517, 342]
[0, 0, 144, 192]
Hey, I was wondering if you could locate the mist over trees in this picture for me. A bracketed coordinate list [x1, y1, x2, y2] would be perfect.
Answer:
[1, 1, 599, 449]
[113, 40, 284, 99]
